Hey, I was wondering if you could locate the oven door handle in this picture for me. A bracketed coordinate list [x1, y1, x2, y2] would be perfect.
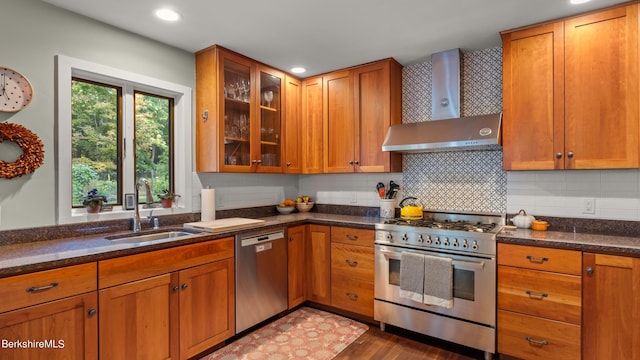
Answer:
[378, 249, 485, 269]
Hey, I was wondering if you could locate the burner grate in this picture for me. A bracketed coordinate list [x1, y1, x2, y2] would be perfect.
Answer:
[383, 218, 497, 233]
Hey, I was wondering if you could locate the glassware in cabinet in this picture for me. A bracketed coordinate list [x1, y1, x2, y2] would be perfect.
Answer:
[222, 57, 252, 168]
[258, 69, 282, 169]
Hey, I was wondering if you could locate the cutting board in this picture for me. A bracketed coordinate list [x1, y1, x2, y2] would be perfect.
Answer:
[184, 217, 265, 232]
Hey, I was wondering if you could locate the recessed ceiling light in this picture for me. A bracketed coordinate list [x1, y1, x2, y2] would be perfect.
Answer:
[155, 8, 181, 21]
[570, 0, 591, 4]
[291, 67, 306, 74]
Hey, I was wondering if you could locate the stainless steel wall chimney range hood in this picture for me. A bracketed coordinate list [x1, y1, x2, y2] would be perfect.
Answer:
[382, 49, 502, 153]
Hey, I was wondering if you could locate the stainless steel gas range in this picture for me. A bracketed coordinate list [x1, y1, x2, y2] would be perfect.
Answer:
[374, 211, 504, 360]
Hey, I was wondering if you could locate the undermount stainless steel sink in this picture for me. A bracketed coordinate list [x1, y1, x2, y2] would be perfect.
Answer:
[107, 230, 199, 244]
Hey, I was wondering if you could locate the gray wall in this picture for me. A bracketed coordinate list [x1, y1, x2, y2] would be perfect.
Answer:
[0, 0, 194, 230]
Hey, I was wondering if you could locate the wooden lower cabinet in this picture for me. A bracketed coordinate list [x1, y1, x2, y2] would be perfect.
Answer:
[0, 292, 98, 360]
[287, 225, 306, 308]
[330, 226, 374, 317]
[179, 259, 235, 359]
[99, 274, 175, 359]
[0, 263, 98, 360]
[583, 253, 640, 360]
[498, 310, 580, 360]
[306, 224, 332, 305]
[98, 238, 235, 360]
[497, 243, 582, 359]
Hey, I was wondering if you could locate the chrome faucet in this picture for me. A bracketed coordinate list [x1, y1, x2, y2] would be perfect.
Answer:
[132, 178, 154, 232]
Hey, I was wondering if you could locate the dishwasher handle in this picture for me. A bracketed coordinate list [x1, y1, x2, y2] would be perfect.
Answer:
[240, 230, 285, 247]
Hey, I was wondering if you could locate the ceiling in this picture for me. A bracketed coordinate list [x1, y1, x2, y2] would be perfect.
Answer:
[42, 0, 629, 77]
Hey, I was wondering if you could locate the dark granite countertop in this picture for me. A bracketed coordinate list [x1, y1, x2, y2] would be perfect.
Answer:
[498, 227, 640, 257]
[0, 213, 379, 278]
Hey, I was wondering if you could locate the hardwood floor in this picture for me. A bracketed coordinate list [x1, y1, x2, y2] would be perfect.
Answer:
[335, 324, 486, 360]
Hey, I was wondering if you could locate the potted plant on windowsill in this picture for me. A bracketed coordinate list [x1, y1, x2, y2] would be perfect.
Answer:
[80, 188, 108, 214]
[157, 189, 180, 208]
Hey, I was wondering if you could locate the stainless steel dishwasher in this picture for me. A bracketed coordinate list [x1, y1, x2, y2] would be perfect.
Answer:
[235, 228, 287, 334]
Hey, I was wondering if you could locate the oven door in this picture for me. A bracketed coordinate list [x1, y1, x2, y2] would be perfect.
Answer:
[375, 244, 495, 327]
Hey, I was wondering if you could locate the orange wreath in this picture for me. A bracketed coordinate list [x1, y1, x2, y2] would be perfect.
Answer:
[0, 122, 45, 179]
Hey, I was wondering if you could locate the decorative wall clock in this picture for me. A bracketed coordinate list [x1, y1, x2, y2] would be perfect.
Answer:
[0, 67, 33, 112]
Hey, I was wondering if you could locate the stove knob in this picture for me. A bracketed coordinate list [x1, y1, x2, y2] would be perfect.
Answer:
[443, 237, 450, 246]
[418, 235, 424, 243]
[472, 240, 479, 250]
[434, 237, 441, 246]
[452, 239, 459, 247]
[425, 235, 432, 244]
[386, 233, 393, 242]
[462, 240, 469, 249]
[402, 234, 408, 242]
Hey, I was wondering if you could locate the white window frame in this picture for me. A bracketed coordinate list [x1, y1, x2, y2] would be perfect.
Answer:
[56, 55, 192, 224]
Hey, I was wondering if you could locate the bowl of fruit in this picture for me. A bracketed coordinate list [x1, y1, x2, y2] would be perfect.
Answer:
[295, 196, 314, 212]
[276, 199, 296, 214]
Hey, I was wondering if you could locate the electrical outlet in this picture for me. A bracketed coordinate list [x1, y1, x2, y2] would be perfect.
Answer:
[583, 198, 595, 214]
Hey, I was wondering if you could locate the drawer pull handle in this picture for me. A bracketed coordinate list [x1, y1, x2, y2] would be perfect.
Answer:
[346, 234, 359, 241]
[346, 292, 359, 301]
[26, 282, 59, 293]
[345, 259, 359, 267]
[525, 336, 549, 346]
[526, 255, 549, 264]
[526, 290, 548, 299]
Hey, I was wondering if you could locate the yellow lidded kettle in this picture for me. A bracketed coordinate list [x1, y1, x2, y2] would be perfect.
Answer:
[399, 197, 423, 220]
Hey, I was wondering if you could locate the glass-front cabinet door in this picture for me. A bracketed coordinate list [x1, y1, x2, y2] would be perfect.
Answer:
[257, 67, 283, 172]
[221, 53, 253, 171]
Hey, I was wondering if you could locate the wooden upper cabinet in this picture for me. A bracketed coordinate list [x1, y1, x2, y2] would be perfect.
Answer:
[301, 76, 324, 174]
[354, 59, 402, 173]
[284, 75, 302, 173]
[564, 5, 639, 169]
[502, 22, 564, 170]
[502, 3, 640, 170]
[195, 45, 286, 173]
[323, 59, 403, 173]
[324, 70, 355, 173]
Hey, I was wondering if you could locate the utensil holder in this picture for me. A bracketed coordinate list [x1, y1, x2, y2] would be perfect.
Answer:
[380, 199, 396, 218]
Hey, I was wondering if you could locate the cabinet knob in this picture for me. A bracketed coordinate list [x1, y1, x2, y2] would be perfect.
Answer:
[172, 285, 180, 292]
[567, 151, 574, 158]
[354, 160, 359, 165]
[201, 110, 208, 123]
[586, 266, 594, 275]
[181, 283, 188, 290]
[555, 152, 562, 159]
[289, 236, 294, 242]
[88, 308, 97, 317]
[286, 162, 291, 166]
[348, 160, 354, 165]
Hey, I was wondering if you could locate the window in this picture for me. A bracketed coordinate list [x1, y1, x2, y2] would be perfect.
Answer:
[57, 55, 192, 223]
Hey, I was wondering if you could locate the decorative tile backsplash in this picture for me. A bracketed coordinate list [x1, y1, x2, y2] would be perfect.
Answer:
[401, 47, 506, 214]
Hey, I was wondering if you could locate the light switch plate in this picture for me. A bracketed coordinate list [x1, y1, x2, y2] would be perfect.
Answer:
[583, 198, 595, 214]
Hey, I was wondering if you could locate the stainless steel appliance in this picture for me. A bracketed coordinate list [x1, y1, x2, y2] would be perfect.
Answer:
[374, 211, 504, 359]
[235, 228, 287, 334]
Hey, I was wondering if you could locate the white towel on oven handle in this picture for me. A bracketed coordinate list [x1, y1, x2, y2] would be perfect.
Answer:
[423, 254, 453, 309]
[399, 252, 424, 303]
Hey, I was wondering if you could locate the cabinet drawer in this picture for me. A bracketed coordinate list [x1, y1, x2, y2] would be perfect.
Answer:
[331, 243, 374, 282]
[498, 266, 581, 324]
[498, 243, 581, 275]
[331, 227, 374, 247]
[99, 237, 234, 288]
[331, 275, 373, 317]
[498, 310, 580, 360]
[0, 262, 97, 313]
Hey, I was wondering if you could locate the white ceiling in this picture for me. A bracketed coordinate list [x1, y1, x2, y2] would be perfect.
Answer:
[42, 0, 629, 77]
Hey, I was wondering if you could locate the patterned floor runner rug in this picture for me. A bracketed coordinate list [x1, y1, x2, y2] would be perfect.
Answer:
[201, 307, 369, 360]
